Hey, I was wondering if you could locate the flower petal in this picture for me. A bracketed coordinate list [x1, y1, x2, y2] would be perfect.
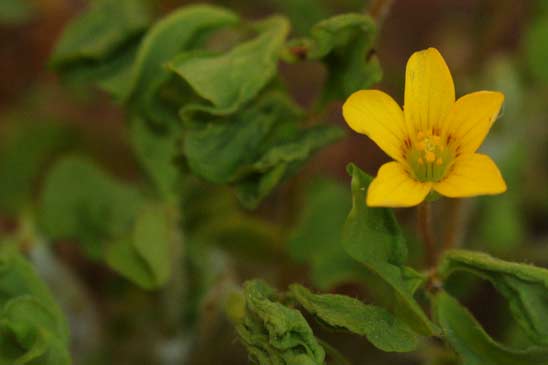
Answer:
[404, 48, 455, 134]
[343, 90, 407, 162]
[367, 162, 432, 207]
[444, 91, 504, 154]
[434, 153, 506, 198]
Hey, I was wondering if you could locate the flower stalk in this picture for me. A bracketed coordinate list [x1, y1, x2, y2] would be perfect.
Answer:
[417, 201, 436, 267]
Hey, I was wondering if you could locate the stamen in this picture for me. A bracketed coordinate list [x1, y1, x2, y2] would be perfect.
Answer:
[404, 129, 456, 182]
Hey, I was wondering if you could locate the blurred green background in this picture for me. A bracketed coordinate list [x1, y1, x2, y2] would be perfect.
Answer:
[1, 0, 547, 364]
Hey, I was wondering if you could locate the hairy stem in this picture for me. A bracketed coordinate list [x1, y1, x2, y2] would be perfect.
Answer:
[418, 201, 436, 267]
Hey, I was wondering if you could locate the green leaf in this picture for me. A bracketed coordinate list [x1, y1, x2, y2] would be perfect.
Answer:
[126, 4, 239, 121]
[0, 246, 66, 330]
[39, 156, 144, 258]
[183, 89, 343, 209]
[342, 163, 436, 336]
[227, 280, 325, 365]
[289, 284, 419, 352]
[285, 13, 381, 102]
[184, 92, 302, 183]
[438, 250, 548, 346]
[106, 203, 173, 289]
[434, 291, 548, 365]
[129, 117, 183, 198]
[288, 179, 367, 290]
[50, 0, 152, 88]
[235, 124, 344, 209]
[0, 246, 70, 365]
[0, 122, 72, 215]
[0, 297, 70, 365]
[170, 15, 290, 117]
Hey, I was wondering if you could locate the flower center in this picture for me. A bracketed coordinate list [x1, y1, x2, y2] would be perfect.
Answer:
[404, 129, 456, 182]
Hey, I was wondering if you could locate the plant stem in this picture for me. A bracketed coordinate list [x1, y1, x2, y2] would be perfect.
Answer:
[418, 201, 436, 267]
[441, 198, 462, 254]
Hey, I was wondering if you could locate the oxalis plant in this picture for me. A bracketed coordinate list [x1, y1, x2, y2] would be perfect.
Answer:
[0, 0, 547, 364]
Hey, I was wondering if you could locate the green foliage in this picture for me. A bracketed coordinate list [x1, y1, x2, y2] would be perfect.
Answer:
[227, 280, 326, 365]
[0, 122, 72, 216]
[126, 4, 239, 119]
[342, 163, 435, 336]
[289, 284, 418, 352]
[285, 13, 381, 102]
[183, 91, 343, 208]
[0, 246, 70, 365]
[183, 92, 302, 184]
[171, 16, 289, 117]
[434, 291, 548, 365]
[39, 156, 143, 258]
[51, 3, 368, 208]
[50, 0, 152, 88]
[106, 203, 173, 290]
[438, 250, 548, 346]
[288, 179, 366, 290]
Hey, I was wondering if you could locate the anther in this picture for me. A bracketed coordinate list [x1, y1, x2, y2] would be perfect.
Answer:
[425, 151, 436, 162]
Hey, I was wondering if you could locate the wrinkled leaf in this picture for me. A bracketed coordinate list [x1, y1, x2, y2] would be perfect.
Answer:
[235, 125, 344, 209]
[0, 246, 66, 328]
[106, 203, 173, 289]
[342, 163, 435, 336]
[0, 297, 70, 365]
[289, 284, 419, 352]
[184, 92, 302, 183]
[0, 246, 70, 365]
[39, 156, 144, 258]
[438, 250, 548, 346]
[227, 280, 325, 365]
[171, 15, 289, 118]
[434, 291, 548, 365]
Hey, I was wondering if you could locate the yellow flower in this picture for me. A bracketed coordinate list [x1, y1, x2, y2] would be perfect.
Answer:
[343, 47, 506, 207]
